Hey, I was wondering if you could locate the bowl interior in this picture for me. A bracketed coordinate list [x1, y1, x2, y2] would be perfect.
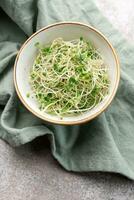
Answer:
[15, 23, 119, 124]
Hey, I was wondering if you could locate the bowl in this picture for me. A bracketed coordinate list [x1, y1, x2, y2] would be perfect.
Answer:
[14, 22, 120, 125]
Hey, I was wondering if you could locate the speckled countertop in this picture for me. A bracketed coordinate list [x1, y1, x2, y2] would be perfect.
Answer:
[0, 1, 134, 199]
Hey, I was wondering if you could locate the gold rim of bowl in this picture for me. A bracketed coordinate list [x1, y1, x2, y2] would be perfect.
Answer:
[14, 22, 120, 125]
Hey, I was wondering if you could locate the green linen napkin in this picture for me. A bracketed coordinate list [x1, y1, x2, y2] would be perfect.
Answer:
[0, 0, 134, 180]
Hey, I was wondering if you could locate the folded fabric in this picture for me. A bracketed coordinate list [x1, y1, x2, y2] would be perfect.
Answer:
[0, 0, 134, 180]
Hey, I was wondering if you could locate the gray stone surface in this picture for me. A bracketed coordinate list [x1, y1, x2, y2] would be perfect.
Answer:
[96, 0, 134, 42]
[1, 0, 134, 199]
[0, 138, 134, 200]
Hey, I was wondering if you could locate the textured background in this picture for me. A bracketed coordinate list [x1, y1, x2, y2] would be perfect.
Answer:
[0, 0, 134, 199]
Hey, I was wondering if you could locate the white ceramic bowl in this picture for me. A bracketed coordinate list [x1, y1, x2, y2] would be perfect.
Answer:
[14, 22, 120, 125]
